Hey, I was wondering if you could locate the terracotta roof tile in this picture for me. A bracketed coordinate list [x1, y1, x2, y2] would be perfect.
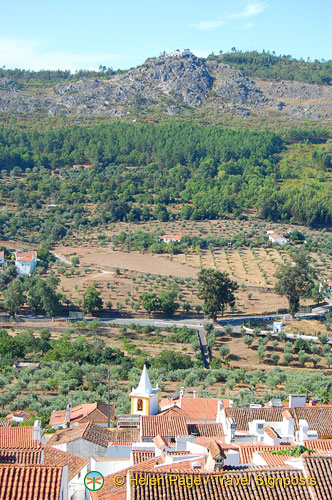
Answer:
[225, 406, 332, 438]
[0, 464, 62, 500]
[0, 449, 42, 465]
[49, 402, 115, 426]
[108, 428, 140, 445]
[264, 425, 281, 439]
[0, 427, 42, 449]
[132, 450, 155, 464]
[46, 422, 113, 448]
[187, 422, 224, 438]
[90, 458, 162, 500]
[43, 447, 88, 481]
[130, 469, 313, 500]
[153, 434, 168, 449]
[141, 415, 188, 438]
[302, 455, 332, 500]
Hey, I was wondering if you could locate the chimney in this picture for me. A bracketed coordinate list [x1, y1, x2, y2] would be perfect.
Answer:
[33, 420, 43, 443]
[193, 391, 196, 399]
[179, 387, 184, 407]
[65, 400, 72, 428]
[289, 394, 306, 408]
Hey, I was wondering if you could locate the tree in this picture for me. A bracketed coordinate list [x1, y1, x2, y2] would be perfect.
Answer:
[3, 279, 26, 316]
[243, 335, 253, 346]
[159, 290, 178, 317]
[283, 351, 293, 364]
[83, 286, 103, 314]
[271, 353, 280, 364]
[219, 345, 230, 358]
[153, 350, 193, 370]
[197, 269, 239, 320]
[274, 251, 317, 316]
[26, 277, 61, 316]
[71, 256, 80, 267]
[257, 345, 266, 361]
[140, 292, 160, 317]
[311, 281, 329, 306]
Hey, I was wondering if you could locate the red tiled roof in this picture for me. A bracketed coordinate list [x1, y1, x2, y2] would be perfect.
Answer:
[130, 469, 313, 500]
[179, 398, 222, 421]
[15, 251, 37, 262]
[0, 449, 42, 465]
[43, 447, 88, 481]
[226, 442, 291, 465]
[302, 455, 332, 500]
[153, 434, 168, 449]
[49, 402, 115, 426]
[132, 450, 155, 464]
[225, 406, 332, 438]
[6, 410, 36, 423]
[303, 439, 332, 452]
[255, 451, 299, 467]
[108, 428, 140, 445]
[46, 422, 113, 448]
[160, 235, 183, 240]
[0, 427, 42, 450]
[90, 458, 163, 500]
[208, 441, 226, 460]
[264, 425, 281, 439]
[187, 422, 224, 438]
[0, 465, 62, 500]
[141, 415, 188, 438]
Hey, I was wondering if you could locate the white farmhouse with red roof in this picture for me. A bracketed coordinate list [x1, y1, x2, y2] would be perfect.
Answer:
[160, 234, 183, 244]
[15, 251, 37, 275]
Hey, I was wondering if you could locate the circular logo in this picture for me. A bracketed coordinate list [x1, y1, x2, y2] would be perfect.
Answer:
[84, 471, 104, 491]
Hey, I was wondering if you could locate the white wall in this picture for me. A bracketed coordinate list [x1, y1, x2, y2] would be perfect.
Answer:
[52, 439, 107, 459]
[69, 463, 89, 500]
[91, 458, 131, 476]
[107, 445, 132, 458]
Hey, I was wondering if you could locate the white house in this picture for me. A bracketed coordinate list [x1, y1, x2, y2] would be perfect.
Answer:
[320, 279, 332, 298]
[267, 231, 288, 245]
[171, 48, 192, 57]
[160, 234, 183, 244]
[0, 251, 4, 266]
[15, 251, 37, 275]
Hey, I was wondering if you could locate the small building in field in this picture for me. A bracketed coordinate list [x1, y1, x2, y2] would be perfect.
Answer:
[324, 280, 332, 298]
[160, 234, 183, 244]
[15, 251, 37, 275]
[267, 231, 288, 245]
[0, 251, 4, 266]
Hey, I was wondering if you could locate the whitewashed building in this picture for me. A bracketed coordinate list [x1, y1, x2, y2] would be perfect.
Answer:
[15, 251, 37, 275]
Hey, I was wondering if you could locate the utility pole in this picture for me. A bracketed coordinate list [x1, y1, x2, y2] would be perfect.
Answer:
[107, 368, 111, 428]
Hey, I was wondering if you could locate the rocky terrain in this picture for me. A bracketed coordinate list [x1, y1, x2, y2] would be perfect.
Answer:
[1, 53, 332, 120]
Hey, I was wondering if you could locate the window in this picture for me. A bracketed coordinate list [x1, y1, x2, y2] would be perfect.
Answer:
[137, 399, 143, 411]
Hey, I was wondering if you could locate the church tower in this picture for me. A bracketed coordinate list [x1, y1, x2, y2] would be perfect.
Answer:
[130, 365, 160, 416]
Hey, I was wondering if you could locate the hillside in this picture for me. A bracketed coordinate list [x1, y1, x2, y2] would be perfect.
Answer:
[1, 51, 332, 121]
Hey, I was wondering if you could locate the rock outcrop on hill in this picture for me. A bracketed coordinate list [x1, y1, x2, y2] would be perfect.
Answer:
[1, 53, 332, 120]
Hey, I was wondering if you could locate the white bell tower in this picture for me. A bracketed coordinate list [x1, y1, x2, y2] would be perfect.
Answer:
[130, 365, 160, 416]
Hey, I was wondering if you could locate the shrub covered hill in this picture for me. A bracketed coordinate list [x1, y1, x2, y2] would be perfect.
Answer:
[0, 50, 332, 120]
[0, 122, 331, 241]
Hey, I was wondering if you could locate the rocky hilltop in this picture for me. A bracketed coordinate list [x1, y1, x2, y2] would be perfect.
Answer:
[1, 53, 332, 120]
